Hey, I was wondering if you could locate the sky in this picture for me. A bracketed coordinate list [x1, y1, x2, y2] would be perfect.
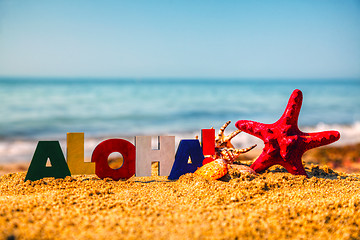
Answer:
[0, 0, 359, 79]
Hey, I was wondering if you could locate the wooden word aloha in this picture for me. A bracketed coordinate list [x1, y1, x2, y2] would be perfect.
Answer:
[25, 129, 215, 181]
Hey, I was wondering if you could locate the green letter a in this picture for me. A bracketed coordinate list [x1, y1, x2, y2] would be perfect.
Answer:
[25, 141, 71, 181]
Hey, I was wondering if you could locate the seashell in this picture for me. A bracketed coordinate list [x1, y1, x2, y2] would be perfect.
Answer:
[229, 164, 257, 175]
[196, 121, 257, 180]
[213, 121, 257, 164]
[194, 159, 228, 180]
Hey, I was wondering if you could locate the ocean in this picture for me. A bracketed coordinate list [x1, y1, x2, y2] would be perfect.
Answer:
[0, 77, 359, 162]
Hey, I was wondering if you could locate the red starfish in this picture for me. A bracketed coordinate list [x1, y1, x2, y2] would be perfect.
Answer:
[235, 89, 340, 177]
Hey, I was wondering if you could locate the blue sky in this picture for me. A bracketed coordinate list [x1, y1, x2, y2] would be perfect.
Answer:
[0, 0, 359, 79]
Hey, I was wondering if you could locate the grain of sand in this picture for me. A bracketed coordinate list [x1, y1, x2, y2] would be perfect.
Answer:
[1, 163, 360, 240]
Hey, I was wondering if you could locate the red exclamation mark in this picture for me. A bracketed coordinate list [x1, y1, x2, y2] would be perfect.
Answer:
[201, 129, 215, 165]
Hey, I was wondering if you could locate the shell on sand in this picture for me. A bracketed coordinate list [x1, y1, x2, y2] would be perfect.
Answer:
[194, 159, 228, 180]
[229, 164, 257, 175]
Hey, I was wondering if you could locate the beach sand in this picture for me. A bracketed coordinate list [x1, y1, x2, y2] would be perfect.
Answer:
[0, 145, 360, 240]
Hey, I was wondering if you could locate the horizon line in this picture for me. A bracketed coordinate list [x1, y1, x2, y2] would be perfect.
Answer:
[0, 75, 359, 81]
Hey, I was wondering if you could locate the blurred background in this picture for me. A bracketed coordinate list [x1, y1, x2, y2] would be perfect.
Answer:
[0, 1, 359, 172]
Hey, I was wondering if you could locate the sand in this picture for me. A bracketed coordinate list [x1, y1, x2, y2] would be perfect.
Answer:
[0, 161, 360, 240]
[1, 144, 360, 239]
[0, 163, 29, 177]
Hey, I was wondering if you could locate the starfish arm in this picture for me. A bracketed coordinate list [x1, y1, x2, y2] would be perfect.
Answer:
[250, 152, 280, 173]
[282, 158, 308, 177]
[302, 130, 340, 151]
[279, 89, 303, 126]
[235, 120, 268, 140]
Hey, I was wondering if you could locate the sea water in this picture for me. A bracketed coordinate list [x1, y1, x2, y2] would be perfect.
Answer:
[0, 78, 359, 162]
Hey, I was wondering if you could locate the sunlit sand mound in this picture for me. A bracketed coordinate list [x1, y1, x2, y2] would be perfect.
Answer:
[236, 143, 360, 174]
[0, 164, 359, 240]
[304, 143, 360, 173]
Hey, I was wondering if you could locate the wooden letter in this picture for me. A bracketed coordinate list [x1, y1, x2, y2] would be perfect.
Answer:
[67, 132, 95, 175]
[135, 136, 175, 177]
[168, 140, 204, 180]
[91, 139, 135, 180]
[25, 141, 71, 181]
[201, 129, 215, 155]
